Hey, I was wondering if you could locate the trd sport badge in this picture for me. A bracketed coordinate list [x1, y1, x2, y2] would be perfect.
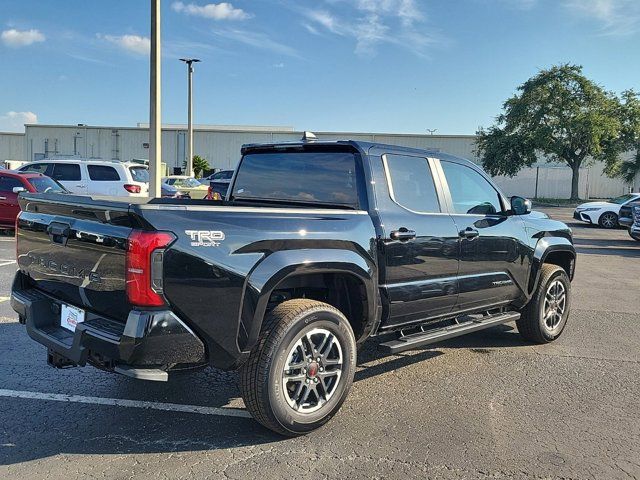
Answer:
[185, 230, 225, 247]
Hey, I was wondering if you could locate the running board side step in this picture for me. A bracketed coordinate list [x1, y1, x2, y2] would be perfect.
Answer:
[380, 311, 520, 354]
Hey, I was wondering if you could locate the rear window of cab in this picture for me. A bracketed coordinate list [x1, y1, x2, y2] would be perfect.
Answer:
[232, 151, 362, 208]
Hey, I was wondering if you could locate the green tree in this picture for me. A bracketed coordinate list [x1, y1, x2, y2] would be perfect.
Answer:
[609, 90, 640, 183]
[476, 64, 625, 200]
[183, 155, 210, 178]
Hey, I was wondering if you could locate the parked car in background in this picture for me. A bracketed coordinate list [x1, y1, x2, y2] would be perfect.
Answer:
[573, 193, 640, 229]
[618, 198, 640, 228]
[18, 159, 149, 197]
[0, 171, 67, 229]
[161, 182, 190, 199]
[162, 175, 209, 198]
[629, 206, 640, 241]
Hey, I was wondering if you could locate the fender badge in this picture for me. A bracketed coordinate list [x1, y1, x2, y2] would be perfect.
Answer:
[185, 230, 225, 247]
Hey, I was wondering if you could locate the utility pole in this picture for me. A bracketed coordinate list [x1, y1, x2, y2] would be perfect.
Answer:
[180, 58, 200, 177]
[149, 0, 162, 198]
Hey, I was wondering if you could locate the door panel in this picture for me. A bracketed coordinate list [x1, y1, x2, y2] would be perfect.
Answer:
[438, 160, 528, 312]
[0, 176, 22, 226]
[376, 154, 460, 328]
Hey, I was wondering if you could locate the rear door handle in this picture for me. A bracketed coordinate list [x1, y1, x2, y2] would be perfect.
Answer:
[390, 228, 416, 241]
[0, 196, 5, 200]
[459, 227, 479, 239]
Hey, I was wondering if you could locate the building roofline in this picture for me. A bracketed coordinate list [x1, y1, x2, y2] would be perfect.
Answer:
[23, 123, 479, 139]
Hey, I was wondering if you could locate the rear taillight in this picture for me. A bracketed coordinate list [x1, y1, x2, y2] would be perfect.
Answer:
[124, 184, 141, 193]
[126, 230, 175, 307]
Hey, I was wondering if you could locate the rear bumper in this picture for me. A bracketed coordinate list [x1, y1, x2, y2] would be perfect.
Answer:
[11, 271, 206, 375]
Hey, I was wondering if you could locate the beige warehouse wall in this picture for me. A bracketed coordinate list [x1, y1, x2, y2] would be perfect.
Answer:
[6, 124, 636, 199]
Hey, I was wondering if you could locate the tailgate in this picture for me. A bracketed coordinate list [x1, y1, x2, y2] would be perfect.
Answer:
[16, 193, 141, 322]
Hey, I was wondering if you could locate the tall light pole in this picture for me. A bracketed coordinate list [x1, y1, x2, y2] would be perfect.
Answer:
[149, 0, 162, 198]
[179, 58, 200, 177]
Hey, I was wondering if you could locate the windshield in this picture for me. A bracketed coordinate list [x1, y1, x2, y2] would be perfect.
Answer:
[609, 194, 635, 205]
[129, 167, 149, 182]
[232, 150, 360, 207]
[27, 176, 67, 193]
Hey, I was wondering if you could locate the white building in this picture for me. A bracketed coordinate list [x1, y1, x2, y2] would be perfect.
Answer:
[1, 123, 637, 199]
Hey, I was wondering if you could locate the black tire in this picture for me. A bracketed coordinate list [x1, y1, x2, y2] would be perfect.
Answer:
[598, 211, 618, 229]
[628, 228, 640, 242]
[239, 299, 357, 436]
[517, 264, 571, 344]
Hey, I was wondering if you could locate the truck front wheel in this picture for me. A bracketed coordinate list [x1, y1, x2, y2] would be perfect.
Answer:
[517, 264, 571, 343]
[239, 299, 357, 436]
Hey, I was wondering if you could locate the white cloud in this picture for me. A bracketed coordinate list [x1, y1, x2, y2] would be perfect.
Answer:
[563, 0, 640, 35]
[306, 10, 342, 34]
[303, 0, 441, 56]
[0, 111, 37, 132]
[212, 28, 299, 57]
[98, 34, 150, 55]
[172, 1, 251, 20]
[1, 28, 45, 47]
[272, 62, 285, 68]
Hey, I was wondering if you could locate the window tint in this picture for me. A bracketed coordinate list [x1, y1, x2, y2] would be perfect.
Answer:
[441, 161, 503, 215]
[384, 154, 440, 213]
[20, 163, 49, 175]
[130, 167, 149, 182]
[88, 165, 120, 181]
[51, 163, 81, 181]
[0, 176, 24, 192]
[233, 151, 360, 207]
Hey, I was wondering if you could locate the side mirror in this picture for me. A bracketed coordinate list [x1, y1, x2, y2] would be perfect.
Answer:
[510, 196, 531, 215]
[12, 186, 26, 194]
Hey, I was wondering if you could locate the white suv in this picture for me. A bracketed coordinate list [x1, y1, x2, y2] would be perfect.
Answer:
[18, 159, 149, 197]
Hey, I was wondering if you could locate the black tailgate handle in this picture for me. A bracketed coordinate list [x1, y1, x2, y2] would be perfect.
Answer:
[47, 222, 71, 246]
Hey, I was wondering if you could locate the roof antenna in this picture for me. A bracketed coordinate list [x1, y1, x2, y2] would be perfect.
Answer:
[301, 131, 317, 143]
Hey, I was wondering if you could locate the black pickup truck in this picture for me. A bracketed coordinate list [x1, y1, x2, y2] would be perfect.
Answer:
[11, 140, 576, 436]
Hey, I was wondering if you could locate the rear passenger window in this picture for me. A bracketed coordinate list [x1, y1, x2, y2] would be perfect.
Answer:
[384, 154, 440, 213]
[88, 165, 120, 181]
[51, 163, 81, 181]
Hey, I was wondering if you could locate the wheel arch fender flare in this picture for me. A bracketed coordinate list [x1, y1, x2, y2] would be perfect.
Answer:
[239, 249, 378, 353]
[528, 237, 576, 296]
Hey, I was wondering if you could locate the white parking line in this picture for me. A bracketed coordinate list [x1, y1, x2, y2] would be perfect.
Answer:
[0, 260, 16, 267]
[0, 297, 9, 303]
[0, 389, 252, 419]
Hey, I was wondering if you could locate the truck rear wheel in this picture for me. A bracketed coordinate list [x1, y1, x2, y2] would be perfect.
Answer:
[517, 264, 571, 343]
[239, 299, 357, 436]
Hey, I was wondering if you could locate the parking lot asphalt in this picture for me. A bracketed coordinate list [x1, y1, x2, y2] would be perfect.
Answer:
[0, 209, 639, 479]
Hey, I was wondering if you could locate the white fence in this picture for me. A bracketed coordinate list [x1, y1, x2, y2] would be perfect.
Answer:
[493, 164, 636, 200]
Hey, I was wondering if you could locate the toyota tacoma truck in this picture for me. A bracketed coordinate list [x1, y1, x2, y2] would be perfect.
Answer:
[11, 140, 576, 436]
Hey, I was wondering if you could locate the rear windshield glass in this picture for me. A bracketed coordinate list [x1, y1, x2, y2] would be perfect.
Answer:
[232, 151, 360, 207]
[28, 176, 67, 193]
[130, 167, 149, 182]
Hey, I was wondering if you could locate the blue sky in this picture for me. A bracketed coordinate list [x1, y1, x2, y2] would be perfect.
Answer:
[1, 0, 639, 134]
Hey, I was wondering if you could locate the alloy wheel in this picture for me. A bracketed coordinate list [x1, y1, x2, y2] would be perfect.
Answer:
[543, 280, 566, 332]
[601, 213, 617, 228]
[282, 328, 343, 414]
